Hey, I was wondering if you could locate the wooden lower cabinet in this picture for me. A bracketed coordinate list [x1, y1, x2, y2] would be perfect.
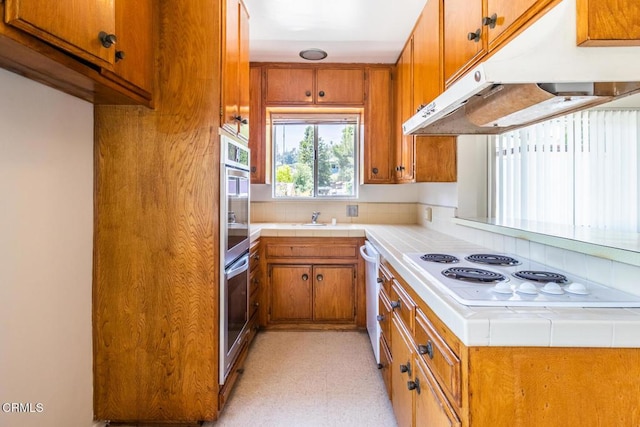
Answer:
[413, 355, 461, 427]
[381, 259, 640, 427]
[391, 316, 415, 427]
[263, 237, 364, 328]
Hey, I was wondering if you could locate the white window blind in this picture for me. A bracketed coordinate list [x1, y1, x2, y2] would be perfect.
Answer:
[493, 110, 640, 232]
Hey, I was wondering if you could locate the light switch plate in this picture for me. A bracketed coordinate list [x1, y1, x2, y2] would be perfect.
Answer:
[346, 205, 358, 217]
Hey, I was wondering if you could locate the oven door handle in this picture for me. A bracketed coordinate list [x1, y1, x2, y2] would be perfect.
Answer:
[226, 255, 249, 280]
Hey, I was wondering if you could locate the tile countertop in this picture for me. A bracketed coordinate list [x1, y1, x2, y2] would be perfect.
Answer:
[251, 223, 640, 348]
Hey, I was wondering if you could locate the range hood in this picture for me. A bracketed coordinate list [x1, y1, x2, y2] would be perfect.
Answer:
[403, 0, 640, 135]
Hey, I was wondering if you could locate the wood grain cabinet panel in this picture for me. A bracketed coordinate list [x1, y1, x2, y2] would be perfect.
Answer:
[363, 66, 394, 184]
[313, 265, 356, 321]
[265, 67, 315, 104]
[4, 0, 116, 67]
[395, 39, 415, 182]
[269, 264, 313, 321]
[316, 68, 365, 104]
[577, 0, 640, 46]
[413, 355, 461, 427]
[485, 0, 557, 49]
[414, 136, 457, 183]
[391, 316, 415, 427]
[443, 0, 485, 86]
[412, 0, 442, 111]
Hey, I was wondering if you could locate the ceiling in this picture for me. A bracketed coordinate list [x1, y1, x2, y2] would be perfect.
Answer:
[242, 0, 428, 64]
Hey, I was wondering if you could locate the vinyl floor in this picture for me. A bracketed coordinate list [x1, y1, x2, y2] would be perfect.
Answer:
[209, 330, 398, 427]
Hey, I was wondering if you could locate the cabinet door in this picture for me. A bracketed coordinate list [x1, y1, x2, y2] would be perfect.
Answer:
[265, 68, 314, 104]
[396, 39, 415, 183]
[101, 0, 153, 97]
[380, 336, 393, 400]
[238, 2, 250, 140]
[222, 0, 240, 134]
[577, 0, 640, 46]
[5, 0, 116, 67]
[391, 316, 415, 427]
[413, 0, 442, 111]
[316, 68, 365, 105]
[313, 265, 355, 322]
[415, 136, 457, 182]
[249, 66, 266, 184]
[269, 265, 312, 321]
[486, 0, 552, 49]
[363, 67, 394, 184]
[414, 356, 461, 427]
[443, 0, 485, 85]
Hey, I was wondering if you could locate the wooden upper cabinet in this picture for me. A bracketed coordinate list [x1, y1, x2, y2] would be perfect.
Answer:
[363, 67, 394, 184]
[4, 0, 116, 68]
[443, 0, 485, 86]
[577, 0, 640, 46]
[265, 67, 314, 104]
[222, 0, 250, 139]
[412, 0, 442, 111]
[395, 39, 415, 183]
[101, 0, 154, 97]
[415, 136, 457, 183]
[316, 68, 365, 104]
[485, 0, 556, 49]
[249, 66, 267, 184]
[265, 66, 365, 105]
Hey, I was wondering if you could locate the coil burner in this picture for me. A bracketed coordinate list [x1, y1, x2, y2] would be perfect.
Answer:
[442, 267, 506, 283]
[513, 270, 568, 283]
[420, 254, 459, 263]
[465, 254, 520, 266]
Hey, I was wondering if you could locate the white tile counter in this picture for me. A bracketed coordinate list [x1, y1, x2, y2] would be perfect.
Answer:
[251, 223, 640, 348]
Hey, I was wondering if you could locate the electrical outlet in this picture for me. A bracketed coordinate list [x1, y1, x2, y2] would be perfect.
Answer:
[346, 205, 358, 217]
[424, 207, 432, 222]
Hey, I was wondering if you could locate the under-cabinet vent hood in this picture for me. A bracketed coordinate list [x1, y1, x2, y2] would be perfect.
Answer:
[403, 0, 640, 135]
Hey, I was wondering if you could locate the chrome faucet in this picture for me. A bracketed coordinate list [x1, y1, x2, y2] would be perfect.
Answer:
[311, 211, 320, 224]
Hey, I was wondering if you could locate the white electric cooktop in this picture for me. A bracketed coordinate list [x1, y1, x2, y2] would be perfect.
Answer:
[403, 252, 640, 308]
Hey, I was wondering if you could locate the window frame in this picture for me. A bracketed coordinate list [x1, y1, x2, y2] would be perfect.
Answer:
[269, 111, 361, 200]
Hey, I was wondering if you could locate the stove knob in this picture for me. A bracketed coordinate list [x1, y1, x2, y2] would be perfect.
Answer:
[566, 282, 589, 295]
[516, 282, 538, 295]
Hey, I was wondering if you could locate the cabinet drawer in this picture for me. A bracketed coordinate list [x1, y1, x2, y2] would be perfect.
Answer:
[249, 288, 260, 319]
[380, 335, 392, 400]
[249, 246, 261, 272]
[415, 308, 461, 407]
[390, 280, 416, 333]
[378, 289, 392, 346]
[249, 269, 260, 296]
[379, 263, 393, 295]
[266, 243, 357, 259]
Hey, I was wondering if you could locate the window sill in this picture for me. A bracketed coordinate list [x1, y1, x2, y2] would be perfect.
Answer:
[453, 217, 640, 267]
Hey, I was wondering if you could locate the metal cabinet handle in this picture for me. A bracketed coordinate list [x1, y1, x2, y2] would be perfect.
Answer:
[115, 50, 126, 62]
[399, 361, 412, 376]
[417, 340, 434, 359]
[99, 32, 117, 48]
[318, 90, 325, 97]
[407, 378, 421, 394]
[302, 273, 309, 281]
[390, 300, 401, 310]
[372, 167, 379, 174]
[305, 90, 312, 97]
[316, 274, 324, 281]
[467, 29, 481, 42]
[234, 115, 248, 125]
[482, 13, 498, 29]
[376, 278, 384, 284]
[376, 314, 385, 322]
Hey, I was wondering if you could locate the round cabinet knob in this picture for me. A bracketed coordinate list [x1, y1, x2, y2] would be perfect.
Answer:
[482, 13, 498, 29]
[318, 90, 325, 97]
[305, 90, 312, 97]
[407, 379, 421, 394]
[254, 302, 260, 307]
[376, 314, 385, 322]
[372, 167, 379, 175]
[467, 29, 481, 43]
[316, 274, 324, 281]
[399, 361, 411, 376]
[250, 166, 257, 173]
[377, 363, 384, 370]
[302, 273, 309, 281]
[417, 340, 434, 359]
[390, 300, 401, 310]
[115, 50, 126, 62]
[376, 278, 384, 284]
[99, 31, 117, 48]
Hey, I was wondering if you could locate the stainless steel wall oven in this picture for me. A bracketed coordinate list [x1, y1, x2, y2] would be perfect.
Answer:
[220, 131, 250, 383]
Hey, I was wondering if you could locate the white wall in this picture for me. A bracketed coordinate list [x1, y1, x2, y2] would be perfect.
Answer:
[0, 69, 96, 427]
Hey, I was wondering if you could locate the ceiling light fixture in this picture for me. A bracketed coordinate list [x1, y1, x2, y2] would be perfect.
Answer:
[299, 48, 328, 61]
